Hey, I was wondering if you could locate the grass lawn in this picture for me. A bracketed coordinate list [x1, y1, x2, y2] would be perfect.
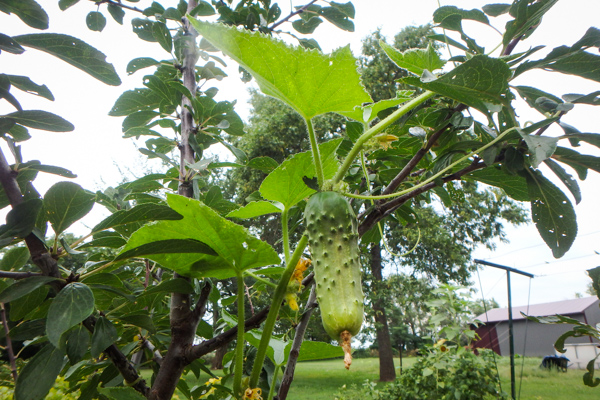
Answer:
[283, 356, 600, 400]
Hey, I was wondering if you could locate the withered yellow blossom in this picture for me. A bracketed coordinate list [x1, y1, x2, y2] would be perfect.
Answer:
[243, 387, 262, 400]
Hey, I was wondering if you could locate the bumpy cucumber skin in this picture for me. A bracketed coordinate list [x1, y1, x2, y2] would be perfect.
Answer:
[305, 191, 364, 340]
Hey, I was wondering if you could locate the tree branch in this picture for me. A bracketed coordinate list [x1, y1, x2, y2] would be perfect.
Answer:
[381, 104, 468, 197]
[0, 271, 43, 279]
[1, 303, 18, 382]
[192, 280, 213, 320]
[186, 273, 315, 362]
[149, 3, 200, 398]
[187, 306, 270, 360]
[359, 160, 487, 236]
[269, 0, 319, 31]
[277, 284, 317, 400]
[0, 150, 60, 280]
[93, 0, 144, 14]
[82, 317, 150, 396]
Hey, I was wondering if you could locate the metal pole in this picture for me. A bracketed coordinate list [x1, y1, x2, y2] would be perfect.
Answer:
[474, 259, 534, 400]
[507, 271, 516, 400]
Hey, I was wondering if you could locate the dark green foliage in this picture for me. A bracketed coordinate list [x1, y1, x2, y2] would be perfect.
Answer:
[377, 348, 507, 400]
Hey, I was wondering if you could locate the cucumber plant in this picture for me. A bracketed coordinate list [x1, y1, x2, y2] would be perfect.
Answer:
[0, 0, 599, 399]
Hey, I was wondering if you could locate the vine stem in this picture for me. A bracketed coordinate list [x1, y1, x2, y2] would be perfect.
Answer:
[248, 235, 309, 389]
[234, 273, 246, 399]
[333, 90, 436, 184]
[267, 362, 281, 400]
[306, 118, 324, 188]
[281, 208, 291, 264]
[344, 126, 520, 200]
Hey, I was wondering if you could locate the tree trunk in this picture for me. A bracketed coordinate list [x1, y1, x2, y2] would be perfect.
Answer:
[370, 243, 396, 382]
[211, 343, 226, 370]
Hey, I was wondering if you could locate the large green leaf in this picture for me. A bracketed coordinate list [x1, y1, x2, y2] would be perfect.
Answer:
[92, 203, 182, 233]
[0, 276, 58, 303]
[0, 246, 30, 270]
[226, 201, 282, 219]
[137, 277, 195, 297]
[46, 282, 95, 348]
[544, 158, 581, 204]
[519, 131, 558, 168]
[467, 168, 529, 201]
[91, 316, 118, 358]
[338, 93, 414, 123]
[0, 33, 25, 54]
[118, 194, 280, 279]
[98, 387, 146, 400]
[293, 339, 344, 362]
[13, 33, 121, 86]
[44, 182, 95, 235]
[504, 0, 559, 47]
[552, 147, 600, 179]
[14, 344, 64, 400]
[0, 198, 43, 239]
[6, 75, 53, 100]
[0, 0, 49, 30]
[402, 55, 510, 114]
[259, 139, 342, 209]
[109, 88, 162, 116]
[525, 169, 577, 258]
[380, 42, 445, 77]
[65, 324, 90, 364]
[3, 110, 73, 132]
[115, 238, 217, 261]
[188, 19, 371, 119]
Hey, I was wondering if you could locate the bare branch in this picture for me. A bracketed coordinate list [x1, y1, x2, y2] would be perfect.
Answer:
[187, 306, 270, 360]
[277, 284, 318, 400]
[359, 160, 486, 236]
[381, 104, 468, 197]
[186, 273, 317, 362]
[269, 0, 319, 31]
[192, 280, 213, 320]
[1, 303, 18, 382]
[93, 0, 144, 14]
[0, 271, 43, 280]
[82, 317, 150, 396]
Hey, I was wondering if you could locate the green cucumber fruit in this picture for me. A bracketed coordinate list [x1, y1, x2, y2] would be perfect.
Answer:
[305, 191, 364, 369]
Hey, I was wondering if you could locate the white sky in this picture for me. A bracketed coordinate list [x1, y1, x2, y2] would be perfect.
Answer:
[1, 0, 600, 308]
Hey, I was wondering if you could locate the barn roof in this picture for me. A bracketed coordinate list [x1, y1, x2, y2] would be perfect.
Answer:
[475, 296, 599, 323]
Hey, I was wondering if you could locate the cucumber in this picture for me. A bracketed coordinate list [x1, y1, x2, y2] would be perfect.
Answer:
[305, 191, 364, 369]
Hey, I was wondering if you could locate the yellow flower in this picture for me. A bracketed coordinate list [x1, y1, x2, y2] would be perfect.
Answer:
[285, 292, 299, 311]
[198, 376, 222, 399]
[290, 258, 311, 286]
[374, 133, 398, 150]
[243, 387, 262, 400]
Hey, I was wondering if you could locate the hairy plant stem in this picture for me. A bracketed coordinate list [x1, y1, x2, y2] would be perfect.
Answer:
[248, 235, 309, 389]
[345, 126, 520, 201]
[281, 208, 290, 264]
[267, 362, 282, 400]
[306, 118, 324, 188]
[234, 273, 246, 399]
[333, 90, 436, 184]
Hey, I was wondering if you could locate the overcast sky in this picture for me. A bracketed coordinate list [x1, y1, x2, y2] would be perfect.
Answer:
[1, 1, 600, 308]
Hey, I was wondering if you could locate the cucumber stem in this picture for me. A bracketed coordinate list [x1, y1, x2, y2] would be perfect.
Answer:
[340, 330, 353, 370]
[333, 90, 436, 184]
[248, 235, 309, 388]
[306, 118, 324, 188]
[233, 273, 245, 399]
